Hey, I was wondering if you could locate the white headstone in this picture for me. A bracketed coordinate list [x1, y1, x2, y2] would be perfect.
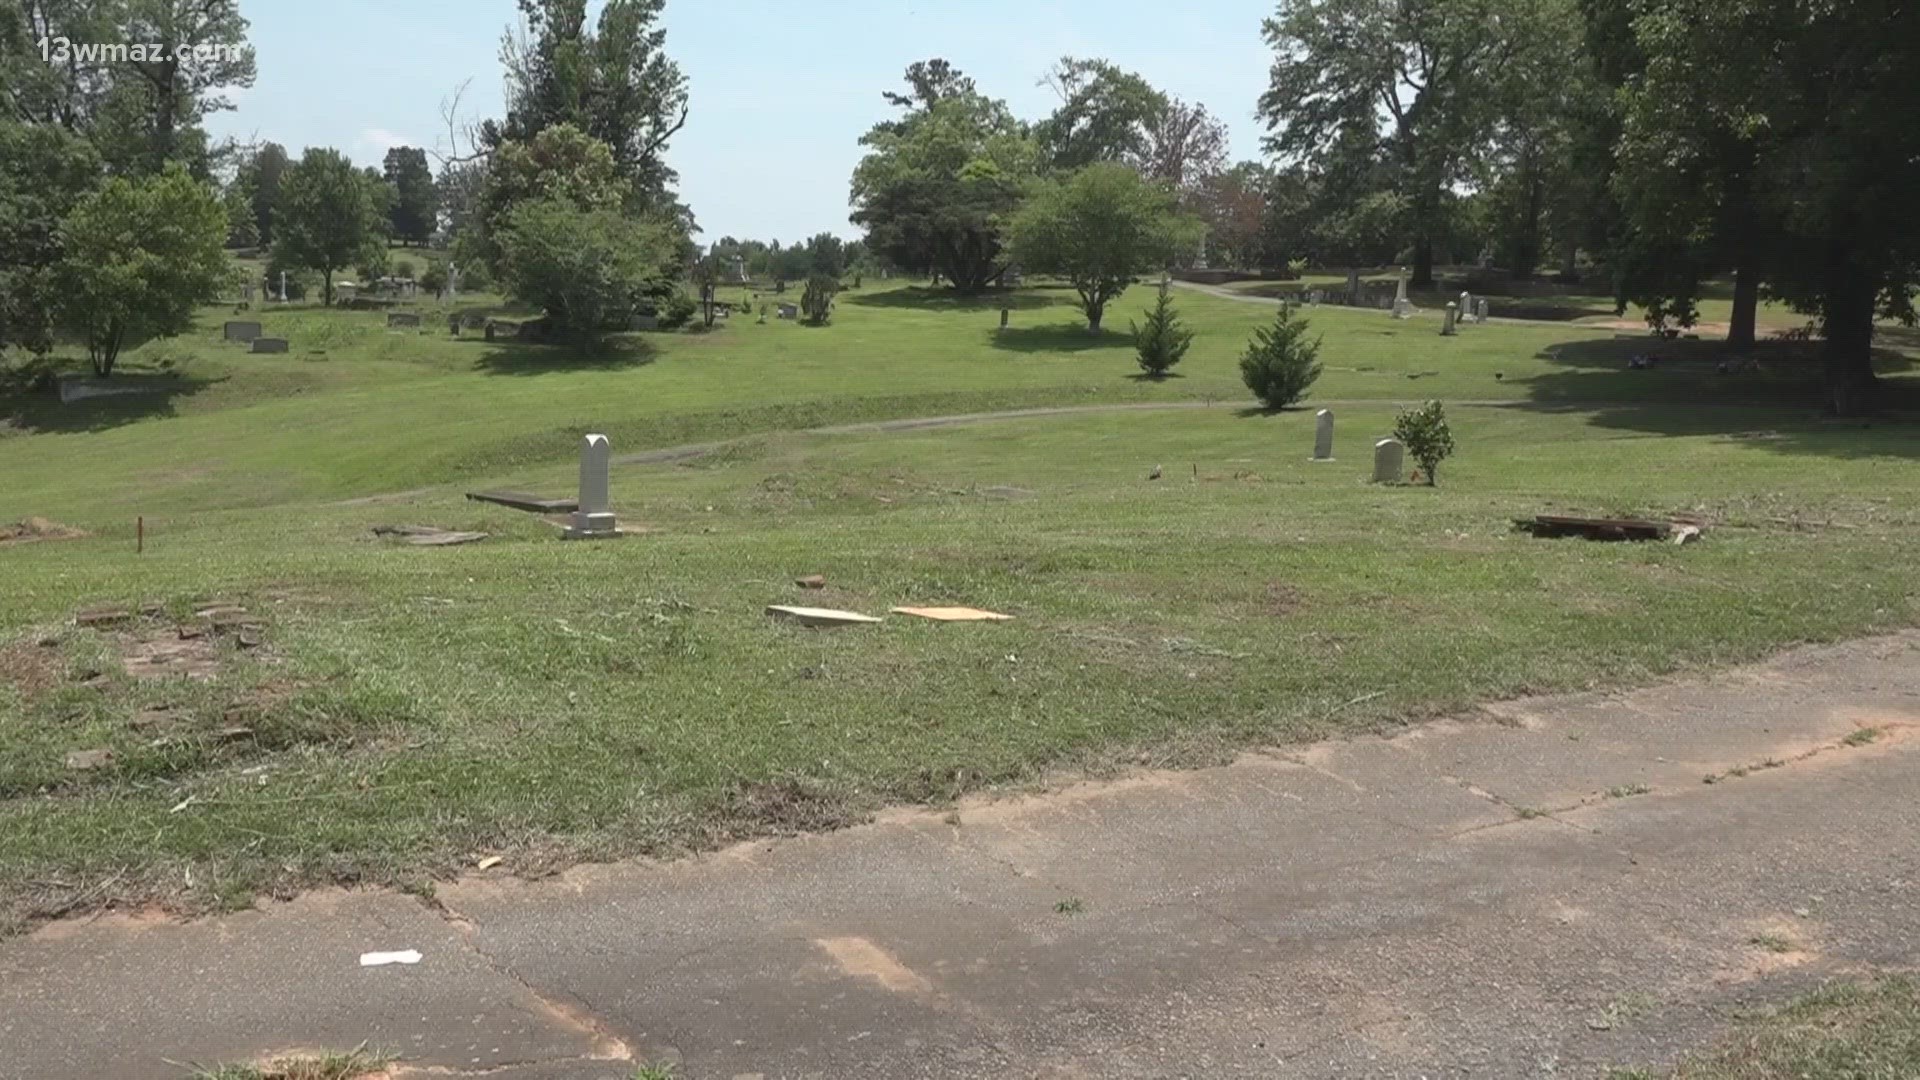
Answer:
[1372, 438, 1406, 484]
[278, 270, 287, 302]
[565, 434, 618, 538]
[1391, 268, 1415, 319]
[1312, 409, 1335, 461]
[1458, 292, 1473, 326]
[1475, 298, 1489, 322]
[1441, 302, 1458, 336]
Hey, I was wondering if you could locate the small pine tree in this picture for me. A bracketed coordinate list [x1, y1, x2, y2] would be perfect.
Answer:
[1393, 400, 1455, 485]
[1131, 280, 1195, 377]
[1239, 302, 1323, 409]
[800, 273, 839, 325]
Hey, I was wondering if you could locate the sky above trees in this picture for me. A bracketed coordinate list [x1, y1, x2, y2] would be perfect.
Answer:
[201, 0, 1273, 242]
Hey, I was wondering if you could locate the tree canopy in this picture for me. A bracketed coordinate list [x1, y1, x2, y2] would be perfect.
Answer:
[272, 148, 385, 305]
[1008, 162, 1203, 330]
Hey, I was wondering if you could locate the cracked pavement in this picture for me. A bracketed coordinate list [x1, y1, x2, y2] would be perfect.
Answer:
[4, 633, 1918, 1079]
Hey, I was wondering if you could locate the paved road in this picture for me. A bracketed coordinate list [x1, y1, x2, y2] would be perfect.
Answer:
[5, 634, 1918, 1079]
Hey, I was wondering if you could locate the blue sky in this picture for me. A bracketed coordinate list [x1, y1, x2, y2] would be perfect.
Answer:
[205, 0, 1277, 242]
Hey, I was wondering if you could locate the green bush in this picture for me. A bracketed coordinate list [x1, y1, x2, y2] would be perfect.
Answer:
[394, 258, 416, 280]
[1130, 280, 1194, 377]
[1393, 400, 1455, 485]
[1239, 302, 1322, 409]
[418, 263, 448, 294]
[657, 290, 699, 330]
[801, 273, 839, 326]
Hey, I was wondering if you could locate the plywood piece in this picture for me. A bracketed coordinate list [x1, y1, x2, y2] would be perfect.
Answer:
[766, 605, 883, 627]
[889, 606, 1015, 622]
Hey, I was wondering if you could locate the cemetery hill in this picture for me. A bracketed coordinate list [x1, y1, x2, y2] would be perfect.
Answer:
[1, 0, 1918, 943]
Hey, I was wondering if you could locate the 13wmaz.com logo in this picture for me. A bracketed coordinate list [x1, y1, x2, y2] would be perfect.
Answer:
[38, 36, 245, 65]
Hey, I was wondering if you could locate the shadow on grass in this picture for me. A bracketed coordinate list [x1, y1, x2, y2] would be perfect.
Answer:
[470, 336, 659, 376]
[1516, 336, 1920, 460]
[1125, 371, 1187, 381]
[991, 324, 1132, 354]
[1, 373, 220, 433]
[843, 286, 1061, 312]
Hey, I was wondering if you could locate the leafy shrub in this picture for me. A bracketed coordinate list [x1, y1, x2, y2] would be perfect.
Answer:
[1130, 280, 1194, 377]
[1239, 302, 1323, 409]
[393, 258, 416, 280]
[418, 263, 448, 294]
[800, 273, 839, 326]
[1393, 400, 1455, 485]
[657, 290, 699, 330]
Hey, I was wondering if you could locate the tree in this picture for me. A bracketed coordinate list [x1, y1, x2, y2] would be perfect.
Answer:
[1620, 0, 1920, 402]
[1259, 0, 1574, 289]
[470, 123, 625, 272]
[273, 148, 384, 306]
[1135, 99, 1228, 191]
[800, 273, 839, 326]
[484, 0, 688, 207]
[803, 233, 847, 277]
[235, 141, 288, 246]
[53, 164, 229, 375]
[1034, 57, 1167, 173]
[1008, 163, 1202, 331]
[1240, 303, 1323, 409]
[1131, 280, 1194, 377]
[0, 119, 101, 357]
[851, 60, 1038, 295]
[383, 147, 436, 246]
[495, 197, 677, 337]
[103, 0, 256, 175]
[1192, 163, 1272, 269]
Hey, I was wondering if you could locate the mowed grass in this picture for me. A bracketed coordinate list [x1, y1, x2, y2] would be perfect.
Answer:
[2, 277, 1918, 930]
[1615, 977, 1920, 1079]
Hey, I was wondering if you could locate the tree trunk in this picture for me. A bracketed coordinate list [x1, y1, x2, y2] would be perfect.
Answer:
[1411, 236, 1435, 292]
[1086, 299, 1104, 332]
[324, 269, 334, 307]
[1822, 274, 1878, 414]
[1727, 262, 1759, 351]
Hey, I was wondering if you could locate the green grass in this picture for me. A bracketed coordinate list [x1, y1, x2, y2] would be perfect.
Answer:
[186, 1048, 386, 1080]
[1614, 978, 1920, 1079]
[2, 277, 1917, 931]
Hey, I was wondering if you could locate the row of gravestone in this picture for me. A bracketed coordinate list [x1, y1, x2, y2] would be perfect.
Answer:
[1309, 408, 1412, 483]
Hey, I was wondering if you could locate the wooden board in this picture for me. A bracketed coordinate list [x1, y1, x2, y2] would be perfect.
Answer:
[889, 606, 1015, 622]
[1517, 515, 1673, 541]
[466, 490, 578, 514]
[765, 605, 883, 627]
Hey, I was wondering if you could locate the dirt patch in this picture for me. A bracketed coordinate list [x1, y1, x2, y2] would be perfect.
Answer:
[718, 778, 861, 839]
[1262, 581, 1304, 617]
[0, 636, 65, 698]
[122, 633, 224, 681]
[0, 517, 89, 544]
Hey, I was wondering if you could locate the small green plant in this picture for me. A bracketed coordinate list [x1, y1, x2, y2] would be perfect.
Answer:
[1750, 931, 1796, 954]
[1515, 805, 1546, 820]
[631, 1066, 677, 1080]
[1130, 280, 1195, 378]
[1055, 897, 1085, 915]
[1239, 302, 1322, 409]
[1607, 783, 1652, 799]
[1842, 727, 1881, 746]
[1392, 400, 1455, 485]
[800, 273, 839, 326]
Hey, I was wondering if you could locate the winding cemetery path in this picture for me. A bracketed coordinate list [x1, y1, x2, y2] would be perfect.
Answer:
[5, 633, 1918, 1078]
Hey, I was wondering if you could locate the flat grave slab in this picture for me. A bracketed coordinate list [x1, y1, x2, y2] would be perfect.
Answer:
[466, 490, 579, 514]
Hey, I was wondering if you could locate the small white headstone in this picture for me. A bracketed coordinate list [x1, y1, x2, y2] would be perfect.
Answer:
[1458, 292, 1473, 327]
[1475, 298, 1489, 322]
[1372, 438, 1406, 484]
[565, 434, 618, 539]
[1441, 302, 1458, 336]
[1312, 409, 1335, 461]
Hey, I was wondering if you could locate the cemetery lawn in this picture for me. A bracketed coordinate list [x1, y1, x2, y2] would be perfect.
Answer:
[2, 279, 1918, 930]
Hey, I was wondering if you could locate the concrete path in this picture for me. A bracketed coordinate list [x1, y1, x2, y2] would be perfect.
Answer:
[5, 634, 1918, 1079]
